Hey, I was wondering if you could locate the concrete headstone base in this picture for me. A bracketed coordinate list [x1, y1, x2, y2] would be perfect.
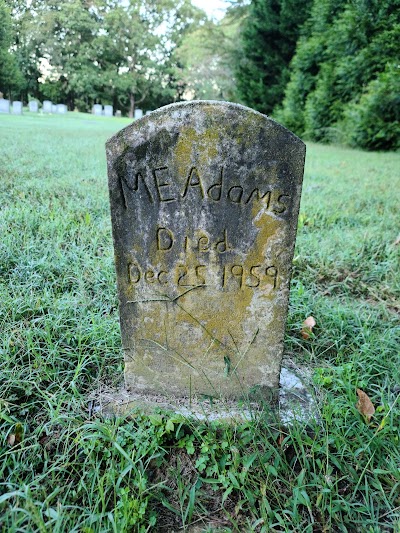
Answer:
[92, 363, 317, 425]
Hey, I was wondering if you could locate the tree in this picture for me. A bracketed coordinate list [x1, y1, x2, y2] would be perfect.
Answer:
[342, 63, 400, 151]
[3, 0, 223, 112]
[31, 0, 105, 110]
[277, 0, 400, 149]
[20, 0, 202, 114]
[0, 0, 25, 99]
[235, 0, 312, 114]
[100, 0, 204, 116]
[174, 12, 242, 101]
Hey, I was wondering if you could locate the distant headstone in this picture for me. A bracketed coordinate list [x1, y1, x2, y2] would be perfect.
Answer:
[12, 101, 23, 115]
[146, 111, 152, 115]
[107, 101, 305, 400]
[0, 99, 10, 113]
[116, 110, 122, 117]
[29, 101, 39, 112]
[57, 104, 67, 114]
[51, 104, 57, 113]
[104, 105, 113, 117]
[134, 108, 143, 119]
[43, 100, 52, 113]
[93, 104, 103, 116]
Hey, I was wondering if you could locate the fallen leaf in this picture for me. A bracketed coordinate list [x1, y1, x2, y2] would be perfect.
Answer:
[301, 316, 316, 339]
[394, 234, 400, 246]
[8, 423, 23, 446]
[356, 389, 375, 422]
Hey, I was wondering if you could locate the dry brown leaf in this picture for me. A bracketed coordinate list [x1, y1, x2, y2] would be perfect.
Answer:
[394, 234, 400, 246]
[301, 316, 316, 339]
[356, 388, 375, 422]
[7, 423, 23, 446]
[277, 433, 285, 447]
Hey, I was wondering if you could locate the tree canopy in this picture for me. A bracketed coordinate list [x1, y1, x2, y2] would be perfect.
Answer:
[0, 0, 398, 149]
[275, 0, 400, 149]
[175, 12, 243, 102]
[235, 0, 313, 114]
[0, 0, 25, 98]
[2, 0, 204, 115]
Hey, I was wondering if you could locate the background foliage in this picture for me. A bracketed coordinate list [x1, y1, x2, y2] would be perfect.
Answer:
[271, 0, 400, 150]
[235, 0, 313, 114]
[1, 0, 399, 148]
[2, 0, 206, 115]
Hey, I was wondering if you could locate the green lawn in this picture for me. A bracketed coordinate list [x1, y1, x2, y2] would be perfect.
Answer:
[0, 111, 399, 532]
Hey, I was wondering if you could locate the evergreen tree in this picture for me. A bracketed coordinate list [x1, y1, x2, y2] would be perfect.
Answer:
[235, 0, 312, 114]
[278, 0, 400, 149]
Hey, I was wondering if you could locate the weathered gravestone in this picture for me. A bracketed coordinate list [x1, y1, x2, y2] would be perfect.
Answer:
[51, 104, 57, 114]
[93, 104, 103, 116]
[0, 99, 10, 113]
[43, 100, 52, 113]
[12, 101, 23, 115]
[104, 105, 113, 117]
[107, 101, 305, 400]
[29, 101, 39, 112]
[57, 104, 67, 114]
[134, 108, 143, 120]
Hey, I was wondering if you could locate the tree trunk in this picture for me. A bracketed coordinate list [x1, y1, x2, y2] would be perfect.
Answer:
[129, 93, 135, 118]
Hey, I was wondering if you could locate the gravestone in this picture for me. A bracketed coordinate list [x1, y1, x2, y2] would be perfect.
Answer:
[29, 100, 39, 112]
[146, 111, 152, 115]
[116, 110, 122, 117]
[93, 104, 103, 116]
[107, 101, 305, 400]
[43, 100, 52, 113]
[12, 101, 23, 115]
[57, 104, 67, 114]
[134, 108, 143, 119]
[0, 99, 10, 113]
[51, 104, 57, 113]
[104, 105, 113, 117]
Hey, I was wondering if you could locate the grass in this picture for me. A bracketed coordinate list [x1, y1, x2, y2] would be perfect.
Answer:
[0, 111, 399, 532]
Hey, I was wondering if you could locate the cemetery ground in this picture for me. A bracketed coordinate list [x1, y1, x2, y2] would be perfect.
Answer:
[0, 111, 399, 532]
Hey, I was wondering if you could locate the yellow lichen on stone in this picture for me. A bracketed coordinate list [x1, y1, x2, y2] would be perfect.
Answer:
[175, 126, 219, 179]
[107, 101, 305, 399]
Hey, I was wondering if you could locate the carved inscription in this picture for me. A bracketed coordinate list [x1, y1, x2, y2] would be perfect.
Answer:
[128, 226, 279, 293]
[156, 227, 230, 253]
[119, 163, 291, 215]
[128, 261, 279, 291]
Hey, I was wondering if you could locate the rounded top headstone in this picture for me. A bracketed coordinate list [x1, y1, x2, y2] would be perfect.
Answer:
[107, 100, 305, 399]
